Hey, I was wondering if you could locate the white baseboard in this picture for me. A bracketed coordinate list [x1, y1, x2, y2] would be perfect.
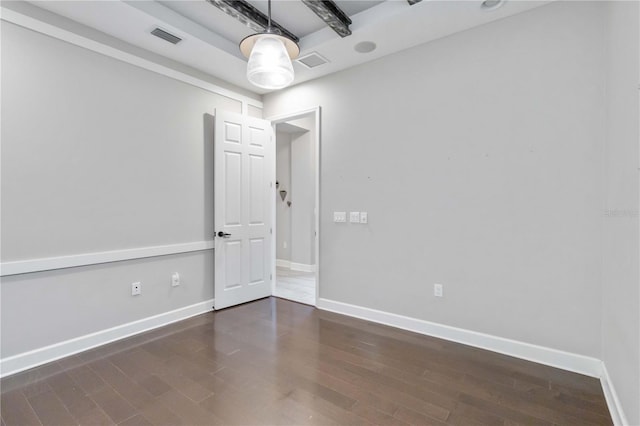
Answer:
[0, 299, 214, 378]
[316, 298, 603, 378]
[291, 262, 316, 273]
[276, 259, 291, 269]
[319, 296, 629, 423]
[600, 362, 629, 426]
[276, 259, 316, 273]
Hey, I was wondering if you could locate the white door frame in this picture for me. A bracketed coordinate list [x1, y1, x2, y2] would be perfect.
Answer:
[267, 107, 321, 306]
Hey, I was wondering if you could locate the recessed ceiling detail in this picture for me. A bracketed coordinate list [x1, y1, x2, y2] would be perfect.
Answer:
[296, 52, 329, 68]
[24, 0, 552, 94]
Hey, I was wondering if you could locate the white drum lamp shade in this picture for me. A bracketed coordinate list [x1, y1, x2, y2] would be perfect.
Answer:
[246, 35, 294, 90]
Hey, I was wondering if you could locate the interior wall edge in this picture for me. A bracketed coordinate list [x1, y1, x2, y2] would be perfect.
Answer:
[0, 5, 262, 110]
[600, 361, 630, 426]
[1, 240, 215, 276]
[0, 298, 214, 379]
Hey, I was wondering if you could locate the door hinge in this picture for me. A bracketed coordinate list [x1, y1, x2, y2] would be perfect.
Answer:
[270, 228, 273, 234]
[270, 273, 273, 281]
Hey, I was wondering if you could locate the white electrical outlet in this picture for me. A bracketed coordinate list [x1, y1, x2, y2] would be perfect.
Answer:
[283, 241, 287, 249]
[434, 283, 443, 297]
[131, 282, 141, 296]
[349, 212, 360, 223]
[333, 212, 346, 223]
[360, 212, 368, 224]
[171, 273, 180, 287]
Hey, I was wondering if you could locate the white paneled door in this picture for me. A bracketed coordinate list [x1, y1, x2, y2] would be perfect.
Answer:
[214, 110, 273, 309]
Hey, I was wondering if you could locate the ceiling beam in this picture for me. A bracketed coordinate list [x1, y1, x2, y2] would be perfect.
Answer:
[205, 0, 299, 43]
[301, 0, 352, 38]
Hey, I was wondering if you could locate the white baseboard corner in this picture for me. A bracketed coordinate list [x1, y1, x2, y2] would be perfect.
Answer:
[276, 259, 316, 273]
[316, 298, 603, 378]
[600, 362, 629, 426]
[0, 299, 214, 378]
[316, 298, 635, 423]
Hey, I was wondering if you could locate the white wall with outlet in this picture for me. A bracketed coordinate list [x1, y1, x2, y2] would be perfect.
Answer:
[266, 1, 605, 358]
[1, 251, 213, 359]
[0, 11, 253, 369]
[265, 2, 640, 421]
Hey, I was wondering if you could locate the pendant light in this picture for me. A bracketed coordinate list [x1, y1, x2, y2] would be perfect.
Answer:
[239, 0, 299, 90]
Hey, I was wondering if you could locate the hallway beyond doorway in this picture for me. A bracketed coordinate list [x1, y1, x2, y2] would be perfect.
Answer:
[274, 266, 315, 305]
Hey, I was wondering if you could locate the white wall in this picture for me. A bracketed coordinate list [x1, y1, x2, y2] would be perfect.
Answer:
[602, 2, 640, 424]
[275, 119, 316, 267]
[289, 118, 316, 266]
[0, 13, 250, 364]
[276, 132, 292, 261]
[265, 1, 606, 358]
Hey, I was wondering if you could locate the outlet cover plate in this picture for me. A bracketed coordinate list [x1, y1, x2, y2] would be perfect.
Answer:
[132, 282, 141, 296]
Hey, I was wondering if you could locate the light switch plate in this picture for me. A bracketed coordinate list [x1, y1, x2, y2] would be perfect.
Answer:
[349, 212, 360, 223]
[434, 284, 443, 297]
[333, 212, 346, 223]
[360, 212, 368, 224]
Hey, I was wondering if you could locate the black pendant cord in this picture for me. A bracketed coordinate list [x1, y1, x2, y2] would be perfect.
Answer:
[267, 0, 272, 30]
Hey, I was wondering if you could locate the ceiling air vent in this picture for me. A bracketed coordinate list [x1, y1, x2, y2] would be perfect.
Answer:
[296, 52, 329, 69]
[151, 28, 182, 45]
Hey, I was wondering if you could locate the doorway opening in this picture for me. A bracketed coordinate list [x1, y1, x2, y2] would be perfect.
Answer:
[270, 108, 320, 306]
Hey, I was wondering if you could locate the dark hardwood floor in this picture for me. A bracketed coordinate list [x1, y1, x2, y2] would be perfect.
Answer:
[1, 297, 612, 425]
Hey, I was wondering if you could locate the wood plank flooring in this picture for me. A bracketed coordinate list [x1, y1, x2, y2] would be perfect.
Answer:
[1, 297, 612, 425]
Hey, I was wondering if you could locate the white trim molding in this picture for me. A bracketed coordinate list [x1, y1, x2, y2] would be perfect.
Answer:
[276, 259, 316, 273]
[0, 6, 262, 111]
[319, 298, 632, 423]
[0, 299, 214, 378]
[1, 241, 214, 276]
[276, 259, 291, 269]
[290, 262, 316, 273]
[600, 363, 629, 426]
[316, 298, 603, 378]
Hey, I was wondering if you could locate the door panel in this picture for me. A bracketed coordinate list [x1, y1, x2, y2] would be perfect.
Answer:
[214, 110, 273, 309]
[224, 240, 242, 290]
[224, 152, 242, 226]
[249, 154, 265, 225]
[249, 238, 265, 284]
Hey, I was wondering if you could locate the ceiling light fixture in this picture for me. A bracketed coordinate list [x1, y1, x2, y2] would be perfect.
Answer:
[239, 0, 299, 90]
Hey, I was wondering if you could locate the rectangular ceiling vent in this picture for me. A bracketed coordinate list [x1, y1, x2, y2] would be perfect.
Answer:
[151, 28, 182, 45]
[296, 52, 329, 69]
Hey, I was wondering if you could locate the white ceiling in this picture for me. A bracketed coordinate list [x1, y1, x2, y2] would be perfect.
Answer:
[27, 0, 551, 95]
